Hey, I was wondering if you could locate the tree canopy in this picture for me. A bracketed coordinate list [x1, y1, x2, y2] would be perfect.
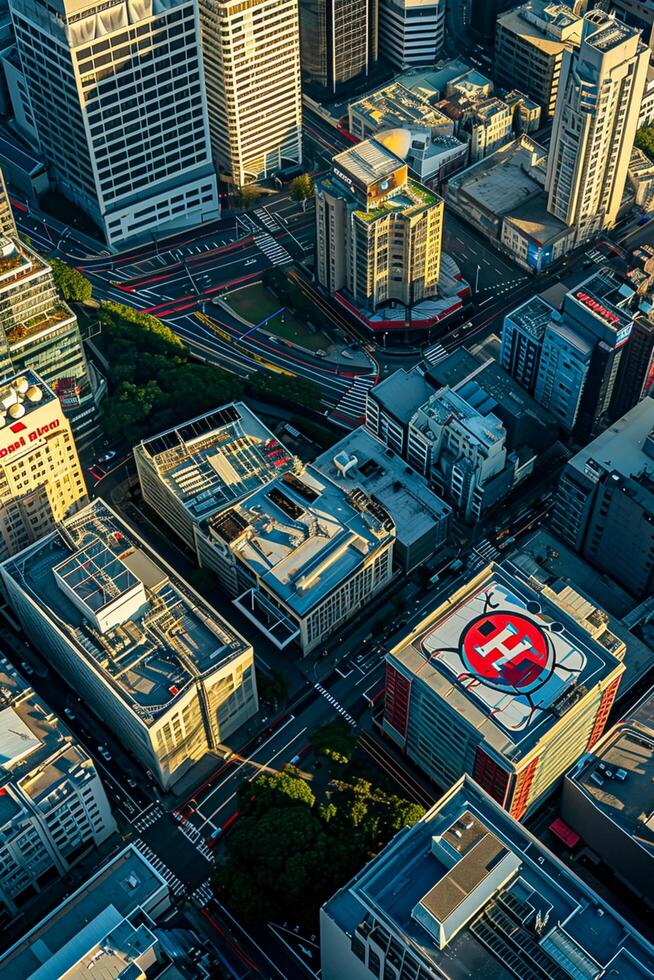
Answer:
[309, 720, 357, 765]
[290, 174, 315, 209]
[635, 127, 654, 162]
[51, 258, 93, 302]
[213, 767, 425, 926]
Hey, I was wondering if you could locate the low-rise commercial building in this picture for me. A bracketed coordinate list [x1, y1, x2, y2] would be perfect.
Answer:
[384, 564, 625, 819]
[0, 845, 176, 978]
[134, 402, 298, 552]
[316, 134, 444, 323]
[196, 465, 395, 654]
[551, 398, 654, 599]
[562, 685, 654, 905]
[495, 1, 583, 118]
[0, 500, 258, 790]
[321, 775, 654, 980]
[0, 654, 115, 919]
[0, 370, 87, 561]
[313, 426, 451, 571]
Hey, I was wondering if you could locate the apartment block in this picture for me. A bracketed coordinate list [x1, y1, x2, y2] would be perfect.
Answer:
[0, 500, 258, 790]
[315, 135, 444, 315]
[197, 465, 395, 655]
[383, 564, 624, 819]
[9, 0, 219, 245]
[0, 234, 101, 445]
[321, 776, 654, 980]
[495, 2, 583, 118]
[0, 370, 87, 561]
[546, 11, 649, 243]
[202, 0, 302, 186]
[0, 655, 115, 920]
[0, 845, 175, 978]
[551, 398, 654, 599]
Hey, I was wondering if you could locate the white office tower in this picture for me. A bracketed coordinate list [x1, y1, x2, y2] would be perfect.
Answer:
[546, 10, 648, 244]
[200, 0, 303, 186]
[9, 0, 219, 246]
[379, 0, 444, 69]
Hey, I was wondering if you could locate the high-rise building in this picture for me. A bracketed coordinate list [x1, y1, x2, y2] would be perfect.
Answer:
[383, 564, 624, 819]
[501, 271, 636, 436]
[9, 0, 219, 246]
[609, 313, 654, 419]
[201, 0, 302, 187]
[551, 398, 654, 599]
[316, 134, 444, 315]
[300, 0, 377, 96]
[495, 2, 583, 119]
[546, 10, 649, 243]
[378, 0, 445, 69]
[0, 168, 16, 240]
[320, 776, 654, 980]
[0, 500, 259, 790]
[0, 370, 87, 561]
[0, 653, 115, 919]
[0, 235, 101, 445]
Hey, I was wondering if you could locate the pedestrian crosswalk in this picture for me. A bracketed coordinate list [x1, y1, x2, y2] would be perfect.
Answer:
[132, 804, 163, 833]
[254, 207, 279, 233]
[314, 682, 357, 727]
[329, 375, 375, 426]
[585, 247, 604, 265]
[477, 276, 528, 295]
[177, 819, 215, 864]
[191, 878, 214, 909]
[469, 537, 500, 572]
[423, 342, 448, 366]
[134, 838, 186, 897]
[255, 232, 292, 266]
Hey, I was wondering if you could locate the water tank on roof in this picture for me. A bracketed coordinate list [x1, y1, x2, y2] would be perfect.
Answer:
[26, 385, 42, 402]
[8, 403, 25, 419]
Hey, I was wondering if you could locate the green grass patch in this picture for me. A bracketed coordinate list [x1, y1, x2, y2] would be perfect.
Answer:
[226, 284, 331, 353]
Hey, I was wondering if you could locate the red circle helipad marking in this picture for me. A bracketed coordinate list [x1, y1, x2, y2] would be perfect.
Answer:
[460, 611, 552, 693]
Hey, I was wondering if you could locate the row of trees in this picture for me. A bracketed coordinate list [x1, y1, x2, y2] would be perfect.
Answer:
[635, 127, 654, 161]
[213, 763, 424, 926]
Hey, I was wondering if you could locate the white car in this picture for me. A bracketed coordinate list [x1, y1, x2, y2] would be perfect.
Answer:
[64, 708, 76, 721]
[98, 450, 117, 464]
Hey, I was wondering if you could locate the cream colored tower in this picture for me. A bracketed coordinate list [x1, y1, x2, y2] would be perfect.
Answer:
[200, 0, 303, 186]
[546, 10, 649, 243]
[0, 370, 87, 560]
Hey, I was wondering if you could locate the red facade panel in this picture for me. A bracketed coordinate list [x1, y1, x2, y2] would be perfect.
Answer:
[472, 746, 511, 807]
[384, 662, 411, 740]
[509, 755, 540, 820]
[587, 675, 621, 750]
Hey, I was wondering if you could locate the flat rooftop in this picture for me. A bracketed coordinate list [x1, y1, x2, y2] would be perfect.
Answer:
[505, 192, 569, 245]
[566, 398, 654, 483]
[135, 401, 298, 525]
[333, 138, 403, 186]
[498, 2, 582, 54]
[350, 82, 452, 131]
[568, 687, 654, 857]
[0, 368, 56, 428]
[448, 137, 547, 217]
[412, 387, 505, 450]
[368, 365, 433, 422]
[0, 654, 96, 809]
[0, 846, 167, 979]
[207, 466, 395, 617]
[401, 59, 472, 101]
[313, 427, 451, 547]
[324, 776, 654, 980]
[505, 293, 553, 338]
[387, 564, 623, 759]
[2, 500, 248, 724]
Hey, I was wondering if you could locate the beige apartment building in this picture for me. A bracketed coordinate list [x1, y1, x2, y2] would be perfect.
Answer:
[200, 0, 303, 186]
[0, 370, 87, 561]
[316, 133, 443, 313]
[546, 10, 649, 243]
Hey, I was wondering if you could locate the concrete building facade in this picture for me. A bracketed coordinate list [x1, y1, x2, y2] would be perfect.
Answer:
[0, 654, 115, 920]
[1, 500, 258, 790]
[316, 134, 443, 315]
[0, 371, 87, 562]
[201, 0, 302, 186]
[378, 0, 444, 70]
[321, 776, 654, 980]
[495, 2, 583, 118]
[299, 0, 377, 96]
[383, 564, 625, 820]
[0, 235, 101, 446]
[545, 11, 649, 243]
[10, 0, 220, 245]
